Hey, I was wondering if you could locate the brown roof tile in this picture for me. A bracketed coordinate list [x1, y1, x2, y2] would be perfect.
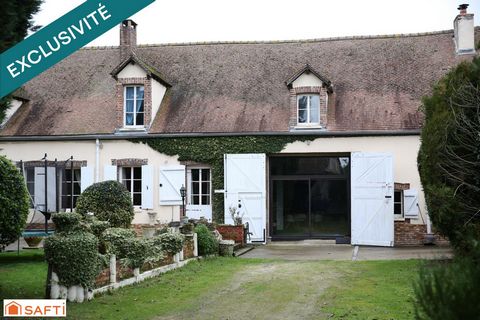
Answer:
[1, 28, 479, 136]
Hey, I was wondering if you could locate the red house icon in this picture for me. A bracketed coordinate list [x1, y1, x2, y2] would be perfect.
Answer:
[5, 301, 22, 316]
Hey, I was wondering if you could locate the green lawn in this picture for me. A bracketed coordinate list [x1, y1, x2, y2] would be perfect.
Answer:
[0, 250, 47, 301]
[0, 250, 423, 319]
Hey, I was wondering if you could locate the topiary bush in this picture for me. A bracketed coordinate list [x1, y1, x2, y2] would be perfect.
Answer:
[75, 181, 134, 228]
[418, 56, 480, 253]
[44, 231, 101, 288]
[52, 212, 82, 233]
[195, 224, 218, 256]
[0, 156, 29, 249]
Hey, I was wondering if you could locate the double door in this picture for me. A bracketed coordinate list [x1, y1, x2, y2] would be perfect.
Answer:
[271, 177, 349, 239]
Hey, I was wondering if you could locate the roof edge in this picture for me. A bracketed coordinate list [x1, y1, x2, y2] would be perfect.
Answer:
[80, 28, 476, 50]
[0, 130, 421, 141]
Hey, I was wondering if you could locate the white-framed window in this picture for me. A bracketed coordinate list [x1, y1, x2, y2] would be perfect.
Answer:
[189, 168, 211, 205]
[61, 168, 81, 210]
[124, 85, 145, 127]
[24, 167, 35, 208]
[297, 94, 320, 125]
[394, 190, 404, 219]
[120, 167, 142, 206]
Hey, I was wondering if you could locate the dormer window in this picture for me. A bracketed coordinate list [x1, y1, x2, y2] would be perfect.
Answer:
[124, 85, 144, 126]
[297, 94, 320, 125]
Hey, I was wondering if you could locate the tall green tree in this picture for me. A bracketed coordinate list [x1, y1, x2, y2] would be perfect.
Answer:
[418, 57, 480, 254]
[0, 0, 43, 124]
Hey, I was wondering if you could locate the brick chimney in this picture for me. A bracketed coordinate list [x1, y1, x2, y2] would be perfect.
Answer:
[120, 19, 137, 61]
[454, 4, 475, 54]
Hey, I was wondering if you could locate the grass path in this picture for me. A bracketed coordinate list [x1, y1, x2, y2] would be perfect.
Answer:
[1, 252, 421, 319]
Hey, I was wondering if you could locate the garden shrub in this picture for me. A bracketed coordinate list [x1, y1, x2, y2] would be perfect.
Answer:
[418, 57, 480, 253]
[52, 212, 82, 233]
[75, 181, 134, 228]
[153, 232, 185, 254]
[122, 238, 152, 269]
[415, 257, 480, 319]
[101, 227, 136, 257]
[195, 224, 218, 256]
[44, 231, 100, 288]
[0, 156, 29, 249]
[86, 219, 111, 238]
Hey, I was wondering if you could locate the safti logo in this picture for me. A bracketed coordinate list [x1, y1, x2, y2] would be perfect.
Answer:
[3, 299, 66, 317]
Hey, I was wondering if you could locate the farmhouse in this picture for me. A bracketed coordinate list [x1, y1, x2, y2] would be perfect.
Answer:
[0, 6, 478, 246]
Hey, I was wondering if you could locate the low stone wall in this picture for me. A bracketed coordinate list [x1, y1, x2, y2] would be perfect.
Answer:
[216, 225, 244, 245]
[52, 233, 198, 303]
[394, 220, 449, 246]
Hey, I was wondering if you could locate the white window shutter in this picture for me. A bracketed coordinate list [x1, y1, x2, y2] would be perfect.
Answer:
[404, 189, 419, 218]
[81, 166, 94, 193]
[159, 166, 185, 205]
[141, 165, 154, 209]
[34, 167, 57, 212]
[103, 165, 118, 181]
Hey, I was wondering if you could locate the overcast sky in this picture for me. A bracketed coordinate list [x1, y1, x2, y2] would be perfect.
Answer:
[33, 0, 479, 46]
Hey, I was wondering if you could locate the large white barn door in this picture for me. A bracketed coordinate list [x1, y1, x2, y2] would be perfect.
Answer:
[351, 152, 394, 247]
[224, 154, 266, 243]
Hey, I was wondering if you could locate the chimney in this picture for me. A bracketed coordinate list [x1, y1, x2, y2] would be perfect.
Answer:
[120, 19, 137, 61]
[454, 4, 475, 54]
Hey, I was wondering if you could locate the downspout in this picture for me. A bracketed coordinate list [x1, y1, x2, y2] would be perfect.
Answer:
[95, 139, 100, 182]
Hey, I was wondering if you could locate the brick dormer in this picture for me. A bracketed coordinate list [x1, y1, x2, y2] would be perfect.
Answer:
[111, 54, 170, 132]
[286, 64, 333, 130]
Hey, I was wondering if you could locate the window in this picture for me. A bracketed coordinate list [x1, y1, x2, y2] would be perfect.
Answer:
[121, 167, 142, 206]
[297, 94, 320, 125]
[124, 86, 144, 126]
[62, 169, 81, 210]
[190, 168, 211, 205]
[394, 190, 404, 219]
[24, 167, 35, 208]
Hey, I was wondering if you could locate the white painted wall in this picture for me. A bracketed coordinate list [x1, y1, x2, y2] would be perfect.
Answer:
[281, 135, 427, 224]
[0, 135, 426, 226]
[0, 140, 181, 225]
[1, 99, 23, 127]
[117, 63, 147, 78]
[454, 14, 475, 54]
[292, 73, 323, 88]
[151, 79, 167, 125]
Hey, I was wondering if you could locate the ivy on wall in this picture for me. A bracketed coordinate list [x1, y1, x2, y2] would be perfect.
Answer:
[132, 135, 316, 222]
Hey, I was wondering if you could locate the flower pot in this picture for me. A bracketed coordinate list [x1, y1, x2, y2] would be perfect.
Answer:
[24, 236, 42, 248]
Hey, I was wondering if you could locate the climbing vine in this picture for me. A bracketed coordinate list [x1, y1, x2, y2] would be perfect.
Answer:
[132, 135, 315, 222]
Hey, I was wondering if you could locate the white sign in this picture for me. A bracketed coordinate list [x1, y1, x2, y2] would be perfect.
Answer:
[3, 299, 66, 317]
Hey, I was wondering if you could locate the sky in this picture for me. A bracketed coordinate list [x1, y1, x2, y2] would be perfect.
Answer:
[32, 0, 480, 47]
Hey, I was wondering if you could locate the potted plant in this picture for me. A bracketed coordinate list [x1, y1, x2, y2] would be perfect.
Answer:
[229, 206, 244, 226]
[24, 236, 43, 248]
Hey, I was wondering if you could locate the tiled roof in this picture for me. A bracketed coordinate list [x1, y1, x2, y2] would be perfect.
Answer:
[1, 28, 479, 136]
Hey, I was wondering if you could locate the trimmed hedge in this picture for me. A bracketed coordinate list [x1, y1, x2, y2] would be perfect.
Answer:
[44, 231, 100, 288]
[52, 212, 82, 233]
[0, 156, 29, 249]
[75, 181, 134, 228]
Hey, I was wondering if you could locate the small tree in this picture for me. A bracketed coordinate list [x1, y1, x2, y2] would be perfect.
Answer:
[418, 57, 480, 253]
[0, 156, 30, 249]
[75, 181, 134, 228]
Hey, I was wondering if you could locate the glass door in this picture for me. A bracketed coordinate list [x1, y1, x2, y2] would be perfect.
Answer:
[271, 179, 309, 236]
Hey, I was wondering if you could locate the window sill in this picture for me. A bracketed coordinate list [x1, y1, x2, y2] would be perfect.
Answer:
[292, 125, 324, 131]
[394, 217, 406, 222]
[117, 127, 147, 132]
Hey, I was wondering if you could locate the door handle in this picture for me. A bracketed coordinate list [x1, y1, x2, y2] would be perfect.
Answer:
[385, 195, 392, 199]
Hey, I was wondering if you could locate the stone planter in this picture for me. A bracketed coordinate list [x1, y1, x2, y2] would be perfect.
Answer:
[219, 240, 235, 257]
